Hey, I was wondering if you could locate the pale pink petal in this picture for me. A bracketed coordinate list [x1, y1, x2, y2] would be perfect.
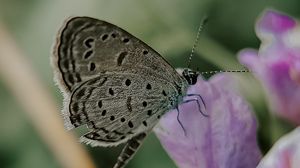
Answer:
[238, 49, 262, 71]
[257, 127, 300, 168]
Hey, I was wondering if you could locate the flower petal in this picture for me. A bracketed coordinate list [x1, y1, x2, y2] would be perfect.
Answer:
[239, 9, 300, 125]
[154, 74, 261, 168]
[238, 49, 261, 71]
[257, 9, 296, 35]
[257, 127, 300, 168]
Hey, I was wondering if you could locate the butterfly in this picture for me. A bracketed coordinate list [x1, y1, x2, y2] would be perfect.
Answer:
[52, 16, 200, 168]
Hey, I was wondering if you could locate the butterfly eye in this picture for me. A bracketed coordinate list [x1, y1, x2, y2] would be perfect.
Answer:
[183, 69, 198, 85]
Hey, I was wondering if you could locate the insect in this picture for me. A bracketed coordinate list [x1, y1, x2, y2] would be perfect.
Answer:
[52, 16, 207, 168]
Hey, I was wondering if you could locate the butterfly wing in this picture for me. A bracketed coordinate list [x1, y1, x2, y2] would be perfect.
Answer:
[69, 72, 174, 146]
[53, 16, 185, 93]
[52, 16, 189, 147]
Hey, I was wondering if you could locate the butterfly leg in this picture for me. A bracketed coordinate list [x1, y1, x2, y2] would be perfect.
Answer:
[185, 94, 208, 117]
[182, 98, 208, 117]
[176, 97, 208, 136]
[176, 106, 187, 136]
[186, 94, 207, 109]
[113, 132, 147, 168]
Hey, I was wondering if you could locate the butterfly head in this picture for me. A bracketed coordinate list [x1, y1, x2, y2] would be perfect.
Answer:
[182, 68, 198, 85]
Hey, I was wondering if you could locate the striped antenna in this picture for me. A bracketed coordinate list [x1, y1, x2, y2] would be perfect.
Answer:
[199, 69, 251, 75]
[188, 16, 251, 76]
[187, 16, 208, 69]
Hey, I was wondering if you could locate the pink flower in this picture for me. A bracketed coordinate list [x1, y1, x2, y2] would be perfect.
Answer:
[154, 74, 261, 168]
[257, 127, 300, 168]
[239, 10, 300, 125]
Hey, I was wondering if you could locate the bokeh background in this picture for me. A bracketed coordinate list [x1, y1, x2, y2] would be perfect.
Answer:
[0, 0, 299, 168]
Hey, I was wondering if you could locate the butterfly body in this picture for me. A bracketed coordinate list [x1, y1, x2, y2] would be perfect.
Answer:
[52, 17, 192, 167]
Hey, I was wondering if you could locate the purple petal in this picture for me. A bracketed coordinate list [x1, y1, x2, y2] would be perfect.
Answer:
[238, 49, 261, 70]
[290, 61, 300, 85]
[257, 127, 300, 168]
[239, 9, 300, 125]
[154, 74, 261, 168]
[257, 10, 296, 35]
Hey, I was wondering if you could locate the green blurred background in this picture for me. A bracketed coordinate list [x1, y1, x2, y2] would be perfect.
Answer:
[0, 0, 299, 168]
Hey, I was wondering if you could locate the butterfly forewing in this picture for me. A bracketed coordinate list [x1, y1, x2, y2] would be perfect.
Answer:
[53, 17, 186, 93]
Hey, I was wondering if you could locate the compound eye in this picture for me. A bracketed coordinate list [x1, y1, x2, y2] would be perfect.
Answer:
[182, 69, 198, 85]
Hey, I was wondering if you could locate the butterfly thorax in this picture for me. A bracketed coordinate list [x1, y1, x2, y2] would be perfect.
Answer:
[165, 68, 198, 110]
[166, 75, 189, 110]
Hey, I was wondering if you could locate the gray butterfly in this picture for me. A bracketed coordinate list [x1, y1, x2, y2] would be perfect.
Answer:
[52, 16, 199, 168]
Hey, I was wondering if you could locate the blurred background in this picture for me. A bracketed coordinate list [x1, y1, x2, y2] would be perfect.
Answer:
[0, 0, 299, 168]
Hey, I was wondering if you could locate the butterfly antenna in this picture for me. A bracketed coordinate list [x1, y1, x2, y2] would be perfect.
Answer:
[199, 69, 251, 75]
[187, 16, 208, 69]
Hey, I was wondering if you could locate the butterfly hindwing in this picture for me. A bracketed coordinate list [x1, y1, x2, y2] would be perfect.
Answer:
[67, 72, 174, 146]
